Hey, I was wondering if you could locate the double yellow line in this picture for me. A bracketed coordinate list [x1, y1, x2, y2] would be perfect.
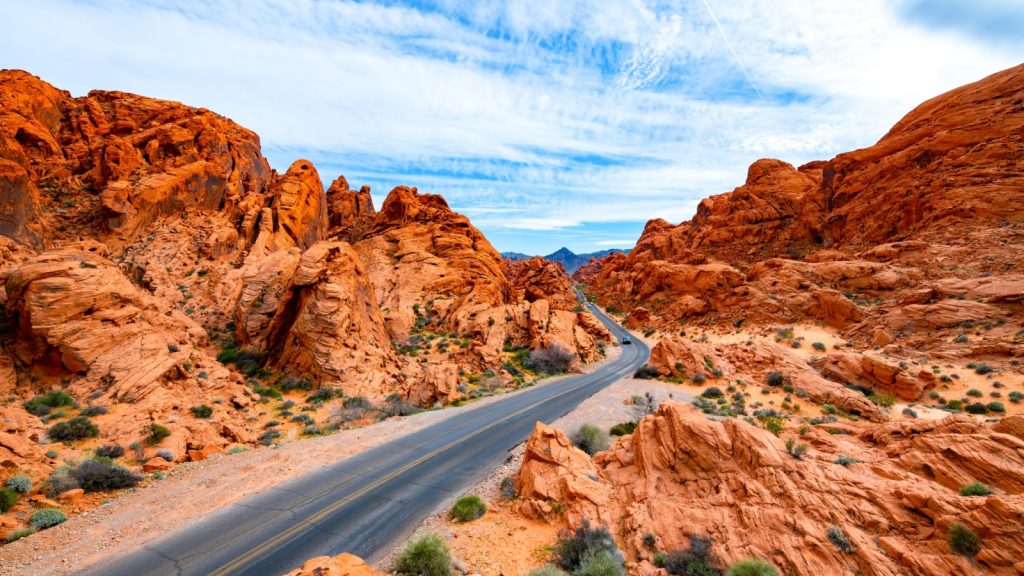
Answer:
[209, 378, 594, 576]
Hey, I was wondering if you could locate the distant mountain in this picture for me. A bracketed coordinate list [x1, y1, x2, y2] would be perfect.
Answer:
[502, 247, 630, 274]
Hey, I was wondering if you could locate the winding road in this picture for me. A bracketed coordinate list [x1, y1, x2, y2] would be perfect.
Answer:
[80, 297, 649, 576]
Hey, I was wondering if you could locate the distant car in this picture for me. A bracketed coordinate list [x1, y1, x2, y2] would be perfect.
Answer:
[622, 336, 632, 345]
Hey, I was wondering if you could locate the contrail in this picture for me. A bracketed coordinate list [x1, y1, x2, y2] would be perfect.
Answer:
[698, 0, 767, 103]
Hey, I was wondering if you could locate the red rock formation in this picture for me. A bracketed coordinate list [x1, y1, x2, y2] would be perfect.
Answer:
[518, 404, 1024, 575]
[326, 175, 375, 240]
[285, 553, 380, 576]
[506, 257, 578, 311]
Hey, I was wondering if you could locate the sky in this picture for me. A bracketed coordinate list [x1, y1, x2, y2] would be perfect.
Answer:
[3, 1, 1023, 255]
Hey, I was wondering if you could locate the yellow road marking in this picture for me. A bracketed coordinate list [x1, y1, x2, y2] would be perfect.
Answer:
[209, 365, 628, 576]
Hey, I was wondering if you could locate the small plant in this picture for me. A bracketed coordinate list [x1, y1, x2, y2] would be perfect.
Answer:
[811, 342, 826, 352]
[48, 416, 99, 442]
[966, 389, 983, 398]
[974, 364, 993, 375]
[147, 423, 171, 445]
[525, 345, 575, 375]
[0, 487, 19, 512]
[701, 387, 724, 398]
[727, 559, 778, 576]
[959, 482, 992, 497]
[691, 373, 707, 384]
[826, 526, 854, 553]
[190, 404, 213, 418]
[643, 532, 657, 551]
[609, 422, 636, 436]
[948, 522, 980, 557]
[555, 520, 621, 573]
[653, 553, 668, 568]
[965, 403, 988, 414]
[987, 401, 1005, 413]
[571, 424, 610, 456]
[500, 476, 516, 499]
[528, 566, 569, 576]
[766, 372, 785, 387]
[5, 527, 35, 543]
[450, 495, 487, 522]
[71, 458, 141, 492]
[869, 393, 895, 407]
[253, 386, 282, 400]
[5, 475, 32, 493]
[834, 455, 858, 467]
[23, 391, 76, 416]
[785, 439, 807, 460]
[1009, 391, 1023, 404]
[156, 449, 174, 462]
[29, 508, 67, 530]
[258, 429, 281, 446]
[396, 533, 451, 576]
[663, 535, 720, 576]
[575, 549, 624, 576]
[633, 366, 660, 379]
[80, 406, 108, 416]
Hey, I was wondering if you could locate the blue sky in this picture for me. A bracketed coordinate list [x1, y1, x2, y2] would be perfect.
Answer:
[3, 1, 1022, 254]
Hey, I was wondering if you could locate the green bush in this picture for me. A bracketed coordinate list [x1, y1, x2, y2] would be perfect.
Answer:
[966, 389, 983, 398]
[190, 405, 213, 418]
[253, 386, 282, 399]
[500, 476, 516, 499]
[95, 444, 125, 459]
[396, 533, 451, 576]
[959, 482, 992, 497]
[575, 549, 624, 576]
[701, 387, 724, 399]
[987, 401, 1005, 413]
[71, 459, 140, 492]
[216, 347, 262, 376]
[965, 403, 988, 414]
[5, 475, 32, 493]
[147, 423, 171, 445]
[0, 487, 19, 512]
[826, 526, 854, 553]
[609, 422, 636, 436]
[691, 373, 707, 385]
[5, 527, 35, 543]
[571, 424, 610, 456]
[528, 565, 569, 576]
[869, 393, 895, 407]
[48, 416, 99, 442]
[766, 372, 785, 387]
[23, 391, 76, 416]
[653, 553, 668, 568]
[834, 455, 858, 467]
[450, 495, 487, 522]
[556, 520, 620, 572]
[811, 342, 826, 352]
[727, 559, 777, 576]
[948, 522, 980, 557]
[29, 508, 67, 529]
[663, 535, 720, 576]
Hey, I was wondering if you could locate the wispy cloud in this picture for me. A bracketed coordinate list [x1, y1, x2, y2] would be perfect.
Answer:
[3, 0, 1021, 253]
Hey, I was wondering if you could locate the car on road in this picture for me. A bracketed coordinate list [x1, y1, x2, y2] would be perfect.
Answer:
[622, 336, 632, 345]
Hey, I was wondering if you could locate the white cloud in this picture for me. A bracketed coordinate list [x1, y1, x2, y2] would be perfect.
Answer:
[2, 0, 1020, 253]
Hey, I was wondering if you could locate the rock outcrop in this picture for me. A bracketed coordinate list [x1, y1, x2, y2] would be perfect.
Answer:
[506, 257, 579, 311]
[518, 404, 1024, 575]
[285, 553, 380, 576]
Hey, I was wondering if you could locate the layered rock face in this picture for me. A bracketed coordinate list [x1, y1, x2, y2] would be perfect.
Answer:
[517, 405, 1024, 575]
[0, 71, 610, 491]
[584, 64, 1024, 355]
[506, 256, 579, 311]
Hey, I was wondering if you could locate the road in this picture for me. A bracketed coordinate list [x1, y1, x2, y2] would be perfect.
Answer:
[80, 297, 649, 576]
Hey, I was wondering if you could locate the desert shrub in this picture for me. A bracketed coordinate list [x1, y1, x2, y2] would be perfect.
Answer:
[701, 387, 724, 399]
[343, 396, 373, 409]
[48, 416, 99, 442]
[966, 389, 983, 398]
[948, 523, 980, 557]
[253, 386, 282, 400]
[965, 403, 988, 414]
[5, 527, 35, 543]
[147, 423, 171, 444]
[987, 401, 1005, 413]
[959, 482, 992, 497]
[155, 449, 174, 461]
[80, 406, 107, 416]
[571, 424, 610, 456]
[1009, 391, 1023, 403]
[785, 439, 807, 460]
[556, 520, 621, 572]
[95, 444, 125, 459]
[811, 342, 826, 352]
[23, 391, 76, 416]
[761, 418, 784, 436]
[500, 476, 516, 499]
[826, 526, 854, 553]
[307, 387, 340, 404]
[643, 532, 657, 550]
[766, 372, 785, 387]
[947, 399, 964, 410]
[216, 347, 262, 376]
[663, 535, 721, 576]
[0, 487, 18, 512]
[869, 393, 895, 407]
[835, 455, 858, 466]
[633, 366, 659, 379]
[450, 495, 487, 522]
[691, 373, 707, 385]
[609, 422, 636, 436]
[278, 374, 312, 392]
[71, 459, 140, 492]
[45, 465, 79, 496]
[190, 404, 213, 418]
[396, 533, 451, 576]
[5, 475, 31, 493]
[382, 395, 423, 417]
[974, 364, 993, 375]
[529, 566, 568, 576]
[526, 345, 575, 375]
[902, 407, 918, 418]
[258, 430, 281, 446]
[575, 549, 624, 576]
[29, 508, 67, 529]
[653, 553, 668, 568]
[726, 559, 777, 576]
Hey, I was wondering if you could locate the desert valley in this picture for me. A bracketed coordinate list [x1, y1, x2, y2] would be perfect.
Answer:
[1, 6, 1024, 576]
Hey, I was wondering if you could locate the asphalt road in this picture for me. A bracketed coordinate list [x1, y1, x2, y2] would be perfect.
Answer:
[79, 298, 649, 576]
